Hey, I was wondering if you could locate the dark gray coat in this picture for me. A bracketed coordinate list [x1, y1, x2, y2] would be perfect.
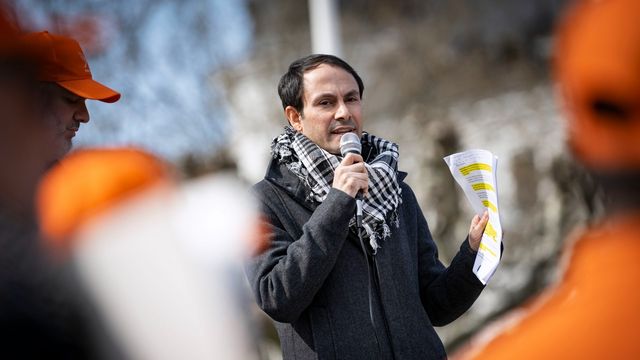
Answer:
[247, 158, 485, 359]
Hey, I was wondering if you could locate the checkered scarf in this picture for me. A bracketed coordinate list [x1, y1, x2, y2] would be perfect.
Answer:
[271, 126, 402, 253]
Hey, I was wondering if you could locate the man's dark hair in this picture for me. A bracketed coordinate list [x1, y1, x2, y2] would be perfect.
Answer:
[277, 54, 364, 115]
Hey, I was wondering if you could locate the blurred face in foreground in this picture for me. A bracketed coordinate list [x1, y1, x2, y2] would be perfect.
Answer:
[40, 83, 90, 162]
[286, 64, 363, 155]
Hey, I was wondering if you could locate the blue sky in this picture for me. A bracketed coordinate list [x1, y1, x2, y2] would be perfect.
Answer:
[18, 0, 254, 161]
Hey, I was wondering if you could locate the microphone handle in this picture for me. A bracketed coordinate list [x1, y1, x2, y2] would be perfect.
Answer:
[356, 194, 363, 228]
[343, 146, 364, 227]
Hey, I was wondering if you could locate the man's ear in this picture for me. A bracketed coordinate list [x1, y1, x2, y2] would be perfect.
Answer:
[285, 106, 303, 132]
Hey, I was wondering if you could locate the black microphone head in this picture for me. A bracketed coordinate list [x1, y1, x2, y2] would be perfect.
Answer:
[340, 132, 362, 157]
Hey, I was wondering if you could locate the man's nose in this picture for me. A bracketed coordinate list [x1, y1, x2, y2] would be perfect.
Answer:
[335, 100, 351, 120]
[75, 100, 90, 123]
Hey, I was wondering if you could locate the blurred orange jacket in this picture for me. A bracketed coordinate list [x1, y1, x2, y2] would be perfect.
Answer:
[453, 214, 640, 360]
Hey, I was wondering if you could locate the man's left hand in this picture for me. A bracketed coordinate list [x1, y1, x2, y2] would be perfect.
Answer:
[468, 210, 489, 251]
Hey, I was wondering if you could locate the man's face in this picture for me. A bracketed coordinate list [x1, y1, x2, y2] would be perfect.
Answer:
[41, 83, 90, 161]
[289, 64, 362, 155]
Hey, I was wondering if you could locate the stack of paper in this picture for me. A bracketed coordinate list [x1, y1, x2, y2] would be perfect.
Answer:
[444, 149, 502, 285]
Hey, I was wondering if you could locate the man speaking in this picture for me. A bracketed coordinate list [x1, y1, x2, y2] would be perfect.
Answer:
[246, 54, 490, 359]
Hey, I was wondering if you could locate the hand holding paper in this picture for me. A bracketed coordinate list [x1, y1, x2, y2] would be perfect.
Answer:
[444, 149, 502, 285]
[468, 210, 490, 251]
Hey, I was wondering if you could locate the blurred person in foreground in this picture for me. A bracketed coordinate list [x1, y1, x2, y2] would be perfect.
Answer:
[37, 148, 263, 360]
[0, 6, 94, 357]
[452, 0, 640, 359]
[0, 12, 120, 356]
[0, 7, 44, 220]
[246, 54, 490, 359]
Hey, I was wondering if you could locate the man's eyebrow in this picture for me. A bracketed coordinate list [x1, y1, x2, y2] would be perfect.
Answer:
[311, 89, 360, 101]
[310, 92, 337, 102]
[344, 89, 360, 98]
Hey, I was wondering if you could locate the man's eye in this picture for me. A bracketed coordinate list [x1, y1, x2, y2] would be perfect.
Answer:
[65, 97, 80, 104]
[319, 100, 331, 106]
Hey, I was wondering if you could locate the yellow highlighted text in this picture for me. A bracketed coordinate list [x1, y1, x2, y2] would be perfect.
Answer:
[482, 200, 498, 213]
[472, 182, 495, 192]
[459, 163, 492, 176]
[479, 243, 497, 257]
[484, 222, 497, 241]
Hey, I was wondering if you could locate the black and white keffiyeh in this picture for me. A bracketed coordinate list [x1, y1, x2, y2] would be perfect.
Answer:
[271, 126, 402, 253]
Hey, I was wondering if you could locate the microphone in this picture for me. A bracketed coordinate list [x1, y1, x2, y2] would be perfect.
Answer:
[340, 132, 364, 227]
[339, 132, 361, 156]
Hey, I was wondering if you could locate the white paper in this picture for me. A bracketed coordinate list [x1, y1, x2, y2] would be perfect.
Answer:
[444, 149, 502, 285]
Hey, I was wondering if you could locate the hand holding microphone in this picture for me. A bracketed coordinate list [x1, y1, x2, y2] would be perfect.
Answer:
[333, 132, 368, 198]
[336, 132, 368, 227]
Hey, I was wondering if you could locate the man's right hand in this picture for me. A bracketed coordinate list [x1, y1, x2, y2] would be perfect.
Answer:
[332, 153, 369, 198]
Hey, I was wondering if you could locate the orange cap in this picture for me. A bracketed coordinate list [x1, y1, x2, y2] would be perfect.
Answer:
[554, 0, 640, 170]
[21, 31, 120, 103]
[37, 148, 173, 249]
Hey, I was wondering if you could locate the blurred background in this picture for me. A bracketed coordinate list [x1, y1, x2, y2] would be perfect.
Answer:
[13, 0, 602, 357]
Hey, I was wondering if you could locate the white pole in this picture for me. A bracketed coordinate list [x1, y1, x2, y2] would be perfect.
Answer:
[308, 0, 342, 56]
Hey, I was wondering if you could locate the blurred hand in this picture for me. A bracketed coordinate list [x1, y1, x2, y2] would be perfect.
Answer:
[468, 210, 489, 251]
[332, 153, 368, 198]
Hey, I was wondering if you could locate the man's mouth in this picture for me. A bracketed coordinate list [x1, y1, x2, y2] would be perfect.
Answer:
[65, 126, 79, 138]
[331, 126, 355, 135]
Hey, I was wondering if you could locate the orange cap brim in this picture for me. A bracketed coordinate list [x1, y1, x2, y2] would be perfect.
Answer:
[58, 78, 121, 103]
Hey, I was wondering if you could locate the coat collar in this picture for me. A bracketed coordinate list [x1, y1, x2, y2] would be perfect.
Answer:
[264, 157, 316, 212]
